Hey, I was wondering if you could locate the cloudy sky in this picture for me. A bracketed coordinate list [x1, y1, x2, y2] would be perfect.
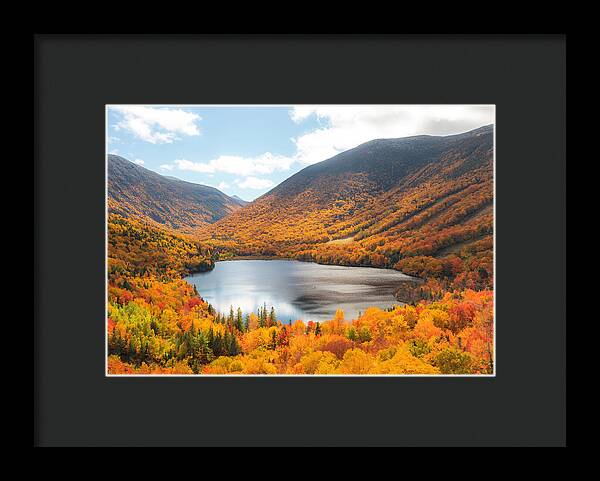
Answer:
[107, 105, 494, 201]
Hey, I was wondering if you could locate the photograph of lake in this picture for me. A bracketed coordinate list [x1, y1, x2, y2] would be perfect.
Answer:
[106, 105, 495, 376]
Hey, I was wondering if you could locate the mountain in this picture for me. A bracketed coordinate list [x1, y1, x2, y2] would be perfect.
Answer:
[231, 195, 249, 205]
[198, 125, 493, 290]
[108, 213, 215, 279]
[108, 155, 246, 232]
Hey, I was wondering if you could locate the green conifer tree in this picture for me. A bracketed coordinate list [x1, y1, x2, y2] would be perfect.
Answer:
[235, 307, 244, 331]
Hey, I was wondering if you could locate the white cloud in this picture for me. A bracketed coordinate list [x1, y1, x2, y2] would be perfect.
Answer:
[289, 105, 494, 164]
[111, 106, 493, 197]
[174, 159, 213, 173]
[174, 152, 294, 176]
[235, 177, 275, 190]
[133, 159, 145, 166]
[111, 105, 201, 144]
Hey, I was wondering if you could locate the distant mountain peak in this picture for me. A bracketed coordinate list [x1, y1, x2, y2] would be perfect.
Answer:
[107, 155, 245, 232]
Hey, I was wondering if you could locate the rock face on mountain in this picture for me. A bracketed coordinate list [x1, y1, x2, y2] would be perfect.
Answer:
[198, 125, 493, 289]
[107, 155, 246, 231]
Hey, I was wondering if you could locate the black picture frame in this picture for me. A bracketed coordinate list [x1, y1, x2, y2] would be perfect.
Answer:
[35, 34, 566, 446]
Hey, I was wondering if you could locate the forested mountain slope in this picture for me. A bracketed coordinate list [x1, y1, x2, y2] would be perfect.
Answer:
[107, 213, 494, 375]
[198, 125, 494, 292]
[108, 155, 246, 232]
[108, 214, 215, 280]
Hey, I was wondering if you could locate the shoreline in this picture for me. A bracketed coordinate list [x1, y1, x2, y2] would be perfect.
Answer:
[219, 255, 296, 262]
[216, 256, 422, 280]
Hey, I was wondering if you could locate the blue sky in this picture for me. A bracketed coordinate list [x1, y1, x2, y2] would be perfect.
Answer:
[107, 105, 495, 201]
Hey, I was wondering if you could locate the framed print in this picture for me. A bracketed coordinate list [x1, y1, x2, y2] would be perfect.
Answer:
[105, 104, 496, 377]
[35, 35, 565, 446]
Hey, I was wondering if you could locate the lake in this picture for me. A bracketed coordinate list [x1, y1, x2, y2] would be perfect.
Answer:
[185, 259, 415, 323]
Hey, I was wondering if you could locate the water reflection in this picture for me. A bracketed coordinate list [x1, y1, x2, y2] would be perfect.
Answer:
[185, 260, 414, 322]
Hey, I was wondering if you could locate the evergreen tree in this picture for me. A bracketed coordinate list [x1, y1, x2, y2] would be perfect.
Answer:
[109, 327, 125, 356]
[231, 335, 241, 356]
[213, 332, 223, 356]
[263, 303, 269, 326]
[207, 327, 215, 348]
[235, 307, 244, 332]
[315, 322, 322, 336]
[187, 331, 213, 373]
[129, 339, 137, 364]
[224, 331, 241, 356]
[139, 339, 147, 364]
[269, 307, 277, 327]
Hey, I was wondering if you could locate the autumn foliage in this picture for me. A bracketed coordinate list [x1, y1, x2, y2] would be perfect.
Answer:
[108, 214, 215, 280]
[107, 127, 494, 375]
[196, 131, 494, 297]
[108, 262, 493, 375]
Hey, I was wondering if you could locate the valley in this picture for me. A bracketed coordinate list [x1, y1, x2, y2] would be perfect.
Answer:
[197, 124, 493, 294]
[106, 124, 494, 375]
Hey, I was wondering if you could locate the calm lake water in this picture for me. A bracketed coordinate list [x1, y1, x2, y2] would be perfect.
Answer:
[185, 259, 414, 322]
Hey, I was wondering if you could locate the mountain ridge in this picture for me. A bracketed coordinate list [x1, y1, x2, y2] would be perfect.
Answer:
[254, 124, 493, 201]
[107, 154, 245, 232]
[197, 124, 493, 291]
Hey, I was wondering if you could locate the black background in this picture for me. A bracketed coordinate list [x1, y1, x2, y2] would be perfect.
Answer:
[35, 35, 566, 446]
